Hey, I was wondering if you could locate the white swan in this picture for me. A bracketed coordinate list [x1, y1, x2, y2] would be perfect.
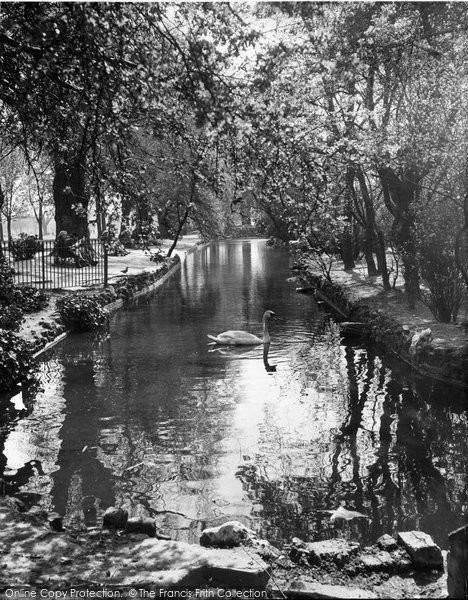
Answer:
[207, 310, 276, 346]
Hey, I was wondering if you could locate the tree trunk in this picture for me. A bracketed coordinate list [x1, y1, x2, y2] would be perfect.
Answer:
[53, 157, 89, 239]
[341, 179, 355, 270]
[97, 211, 106, 239]
[376, 229, 391, 290]
[0, 184, 3, 255]
[120, 195, 132, 223]
[38, 197, 43, 239]
[378, 166, 420, 308]
[167, 173, 195, 257]
[156, 208, 170, 239]
[341, 228, 355, 270]
[133, 196, 152, 238]
[399, 220, 420, 308]
[119, 195, 133, 244]
[355, 168, 379, 276]
[166, 206, 190, 257]
[363, 232, 379, 276]
[346, 165, 379, 274]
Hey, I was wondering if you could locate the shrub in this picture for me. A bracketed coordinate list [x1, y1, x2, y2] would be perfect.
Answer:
[416, 201, 466, 322]
[57, 294, 109, 332]
[10, 234, 42, 260]
[12, 286, 49, 313]
[419, 252, 465, 322]
[149, 251, 165, 263]
[106, 240, 129, 257]
[0, 330, 35, 392]
[0, 306, 23, 331]
[0, 256, 48, 314]
[0, 257, 16, 300]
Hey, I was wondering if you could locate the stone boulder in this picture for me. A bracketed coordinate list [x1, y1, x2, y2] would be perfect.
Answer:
[409, 328, 432, 357]
[200, 520, 256, 548]
[397, 531, 443, 569]
[360, 550, 396, 572]
[249, 537, 282, 561]
[296, 538, 361, 567]
[102, 506, 128, 530]
[124, 516, 157, 537]
[377, 533, 398, 551]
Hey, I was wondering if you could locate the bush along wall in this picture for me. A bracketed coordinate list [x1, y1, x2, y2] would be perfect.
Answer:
[0, 257, 179, 393]
[0, 258, 48, 313]
[48, 258, 178, 337]
[0, 330, 35, 392]
[0, 257, 49, 392]
[303, 272, 468, 387]
[56, 295, 109, 333]
[110, 259, 175, 301]
[0, 305, 23, 331]
[9, 234, 42, 261]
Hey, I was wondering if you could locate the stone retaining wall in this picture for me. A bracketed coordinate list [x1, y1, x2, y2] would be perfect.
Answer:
[304, 273, 468, 387]
[32, 250, 195, 359]
[30, 263, 177, 358]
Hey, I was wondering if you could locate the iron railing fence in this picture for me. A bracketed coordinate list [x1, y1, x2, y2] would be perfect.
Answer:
[0, 238, 108, 289]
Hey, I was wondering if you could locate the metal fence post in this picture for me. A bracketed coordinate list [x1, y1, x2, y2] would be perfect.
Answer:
[41, 240, 46, 289]
[103, 242, 108, 287]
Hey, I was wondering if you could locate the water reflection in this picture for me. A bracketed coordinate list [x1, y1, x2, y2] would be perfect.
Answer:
[0, 240, 467, 548]
[263, 343, 277, 372]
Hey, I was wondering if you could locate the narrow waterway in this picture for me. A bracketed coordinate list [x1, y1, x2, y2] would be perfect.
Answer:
[1, 240, 467, 548]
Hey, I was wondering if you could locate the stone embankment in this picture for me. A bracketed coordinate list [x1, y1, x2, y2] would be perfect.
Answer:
[16, 235, 204, 361]
[18, 256, 181, 360]
[295, 261, 468, 388]
[2, 498, 466, 598]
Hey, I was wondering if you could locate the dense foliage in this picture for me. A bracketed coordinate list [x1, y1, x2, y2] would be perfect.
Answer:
[0, 329, 35, 391]
[0, 305, 23, 331]
[0, 257, 16, 295]
[56, 294, 109, 332]
[223, 3, 467, 320]
[0, 3, 466, 321]
[9, 233, 41, 260]
[0, 258, 48, 313]
[0, 257, 46, 391]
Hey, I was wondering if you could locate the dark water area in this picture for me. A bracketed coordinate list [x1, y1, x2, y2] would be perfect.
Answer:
[1, 239, 467, 548]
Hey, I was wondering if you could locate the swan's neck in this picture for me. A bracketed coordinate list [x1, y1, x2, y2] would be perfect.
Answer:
[262, 315, 270, 343]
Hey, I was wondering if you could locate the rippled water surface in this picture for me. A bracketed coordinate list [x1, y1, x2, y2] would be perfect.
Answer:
[1, 240, 467, 547]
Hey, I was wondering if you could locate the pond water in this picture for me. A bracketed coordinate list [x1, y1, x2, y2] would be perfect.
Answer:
[1, 239, 467, 548]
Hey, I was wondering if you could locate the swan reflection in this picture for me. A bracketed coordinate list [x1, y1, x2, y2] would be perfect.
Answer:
[263, 342, 276, 372]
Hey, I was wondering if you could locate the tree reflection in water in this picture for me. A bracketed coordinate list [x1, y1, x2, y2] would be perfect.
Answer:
[236, 342, 467, 548]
